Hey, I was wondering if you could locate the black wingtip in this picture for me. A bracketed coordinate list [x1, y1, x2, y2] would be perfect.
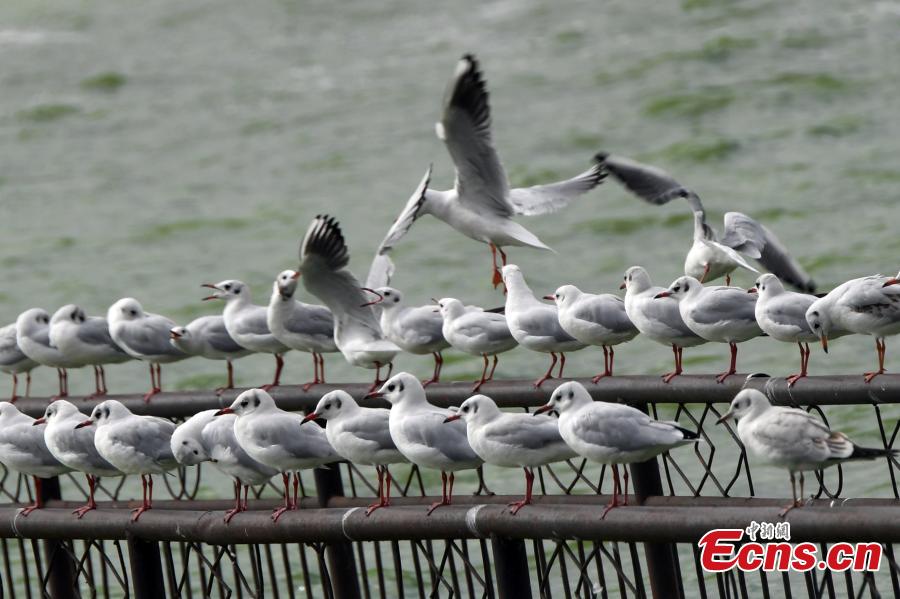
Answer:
[674, 425, 700, 440]
[850, 445, 897, 460]
[594, 152, 609, 163]
[300, 214, 350, 271]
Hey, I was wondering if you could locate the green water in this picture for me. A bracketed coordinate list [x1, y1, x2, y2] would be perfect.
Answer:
[2, 0, 899, 594]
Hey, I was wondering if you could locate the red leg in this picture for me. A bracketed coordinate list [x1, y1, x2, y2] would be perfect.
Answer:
[601, 465, 622, 519]
[864, 338, 887, 383]
[427, 471, 451, 515]
[9, 373, 18, 403]
[131, 474, 153, 521]
[489, 243, 503, 288]
[487, 355, 499, 381]
[509, 468, 535, 515]
[423, 352, 443, 387]
[224, 478, 242, 523]
[20, 477, 44, 517]
[593, 346, 613, 383]
[302, 352, 321, 392]
[725, 273, 732, 286]
[622, 467, 629, 506]
[261, 354, 284, 391]
[662, 345, 683, 383]
[272, 472, 292, 522]
[291, 471, 300, 509]
[52, 368, 69, 401]
[100, 365, 108, 395]
[216, 360, 235, 396]
[716, 343, 738, 383]
[366, 466, 390, 516]
[787, 342, 810, 387]
[25, 372, 31, 398]
[73, 475, 98, 518]
[557, 353, 567, 378]
[533, 353, 558, 388]
[143, 364, 162, 402]
[699, 264, 710, 284]
[243, 484, 250, 511]
[473, 355, 490, 392]
[318, 353, 327, 384]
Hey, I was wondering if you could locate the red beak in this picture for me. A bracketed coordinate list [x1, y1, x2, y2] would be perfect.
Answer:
[443, 414, 462, 423]
[201, 283, 221, 301]
[747, 288, 758, 294]
[32, 417, 46, 426]
[883, 278, 899, 288]
[366, 391, 384, 400]
[542, 295, 555, 301]
[291, 271, 301, 280]
[170, 330, 182, 339]
[360, 288, 384, 308]
[214, 407, 234, 416]
[301, 412, 319, 424]
[619, 282, 626, 290]
[654, 291, 671, 299]
[533, 404, 553, 415]
[74, 419, 93, 429]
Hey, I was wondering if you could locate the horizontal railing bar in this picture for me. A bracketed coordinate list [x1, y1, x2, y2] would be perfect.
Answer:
[9, 374, 900, 417]
[1, 502, 898, 543]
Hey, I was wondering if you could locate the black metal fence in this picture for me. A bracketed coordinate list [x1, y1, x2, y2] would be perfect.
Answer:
[2, 375, 899, 599]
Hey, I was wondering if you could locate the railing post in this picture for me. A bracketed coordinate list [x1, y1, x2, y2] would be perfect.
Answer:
[630, 403, 684, 599]
[127, 533, 166, 599]
[40, 477, 81, 599]
[490, 536, 533, 599]
[313, 465, 362, 599]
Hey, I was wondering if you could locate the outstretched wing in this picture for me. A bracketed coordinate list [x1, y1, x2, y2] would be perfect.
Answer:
[599, 153, 705, 214]
[508, 156, 607, 216]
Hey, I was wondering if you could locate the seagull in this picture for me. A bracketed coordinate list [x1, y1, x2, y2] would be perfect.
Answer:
[76, 399, 178, 521]
[0, 323, 37, 401]
[203, 280, 290, 391]
[16, 308, 86, 399]
[548, 285, 639, 382]
[217, 388, 338, 522]
[717, 388, 896, 515]
[750, 274, 826, 386]
[35, 399, 121, 518]
[171, 409, 278, 522]
[436, 298, 518, 391]
[535, 381, 698, 517]
[298, 215, 400, 392]
[107, 298, 189, 402]
[656, 276, 762, 383]
[267, 269, 337, 391]
[600, 154, 815, 291]
[0, 401, 71, 516]
[446, 394, 575, 514]
[302, 390, 406, 515]
[621, 266, 707, 383]
[808, 272, 900, 382]
[373, 372, 482, 514]
[169, 315, 252, 394]
[49, 304, 131, 397]
[502, 265, 585, 387]
[366, 286, 450, 386]
[372, 55, 607, 289]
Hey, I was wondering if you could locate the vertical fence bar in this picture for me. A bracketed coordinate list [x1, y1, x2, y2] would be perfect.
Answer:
[490, 536, 532, 599]
[313, 465, 362, 599]
[630, 403, 683, 599]
[40, 477, 80, 599]
[127, 533, 166, 599]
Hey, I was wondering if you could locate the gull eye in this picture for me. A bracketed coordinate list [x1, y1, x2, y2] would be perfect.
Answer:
[674, 286, 680, 292]
[235, 288, 241, 294]
[387, 384, 395, 392]
[182, 440, 188, 445]
[224, 284, 231, 291]
[462, 406, 469, 412]
[813, 323, 820, 329]
[193, 450, 199, 455]
[324, 403, 331, 410]
[812, 311, 818, 317]
[240, 400, 248, 407]
[130, 310, 138, 316]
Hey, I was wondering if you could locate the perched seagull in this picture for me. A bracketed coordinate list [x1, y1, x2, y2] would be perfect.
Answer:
[217, 388, 338, 522]
[717, 388, 896, 515]
[502, 265, 585, 387]
[374, 373, 482, 514]
[0, 323, 37, 401]
[808, 273, 900, 382]
[35, 400, 121, 518]
[171, 409, 277, 522]
[50, 304, 130, 397]
[76, 400, 177, 521]
[372, 55, 607, 289]
[600, 154, 815, 291]
[0, 402, 71, 516]
[750, 274, 825, 386]
[267, 270, 337, 391]
[303, 390, 406, 515]
[203, 280, 290, 390]
[16, 308, 85, 399]
[108, 298, 189, 402]
[656, 276, 762, 383]
[367, 286, 450, 386]
[170, 315, 252, 394]
[436, 298, 518, 391]
[621, 266, 707, 383]
[298, 215, 400, 392]
[548, 285, 639, 382]
[535, 381, 698, 517]
[446, 394, 575, 514]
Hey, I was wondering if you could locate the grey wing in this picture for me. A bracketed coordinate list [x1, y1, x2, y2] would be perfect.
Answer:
[111, 418, 176, 464]
[486, 415, 564, 450]
[514, 306, 574, 341]
[202, 318, 246, 354]
[574, 296, 633, 330]
[508, 157, 606, 216]
[766, 294, 815, 328]
[599, 154, 705, 213]
[347, 411, 396, 450]
[413, 411, 478, 462]
[233, 305, 272, 337]
[123, 316, 183, 357]
[752, 409, 835, 458]
[689, 289, 758, 325]
[720, 212, 815, 293]
[77, 318, 124, 352]
[283, 419, 336, 460]
[366, 166, 432, 289]
[0, 324, 28, 366]
[573, 404, 685, 451]
[438, 55, 513, 218]
[283, 304, 334, 338]
[842, 279, 900, 323]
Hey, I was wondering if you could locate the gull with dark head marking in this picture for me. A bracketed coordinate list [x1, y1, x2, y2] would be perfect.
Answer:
[548, 285, 639, 382]
[267, 269, 337, 391]
[502, 265, 585, 387]
[298, 215, 400, 392]
[718, 388, 896, 515]
[303, 390, 406, 515]
[600, 154, 814, 291]
[108, 298, 189, 402]
[621, 266, 706, 383]
[204, 280, 290, 391]
[0, 323, 37, 401]
[656, 276, 762, 383]
[373, 55, 606, 289]
[446, 394, 575, 514]
[170, 315, 252, 394]
[17, 308, 86, 399]
[50, 304, 131, 397]
[535, 381, 698, 518]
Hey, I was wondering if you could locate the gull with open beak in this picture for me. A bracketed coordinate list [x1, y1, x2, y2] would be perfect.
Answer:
[75, 400, 177, 521]
[717, 388, 896, 516]
[0, 323, 38, 402]
[303, 390, 406, 515]
[107, 298, 189, 402]
[203, 280, 290, 390]
[170, 315, 252, 395]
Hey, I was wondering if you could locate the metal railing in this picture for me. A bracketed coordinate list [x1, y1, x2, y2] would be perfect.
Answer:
[1, 375, 899, 599]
